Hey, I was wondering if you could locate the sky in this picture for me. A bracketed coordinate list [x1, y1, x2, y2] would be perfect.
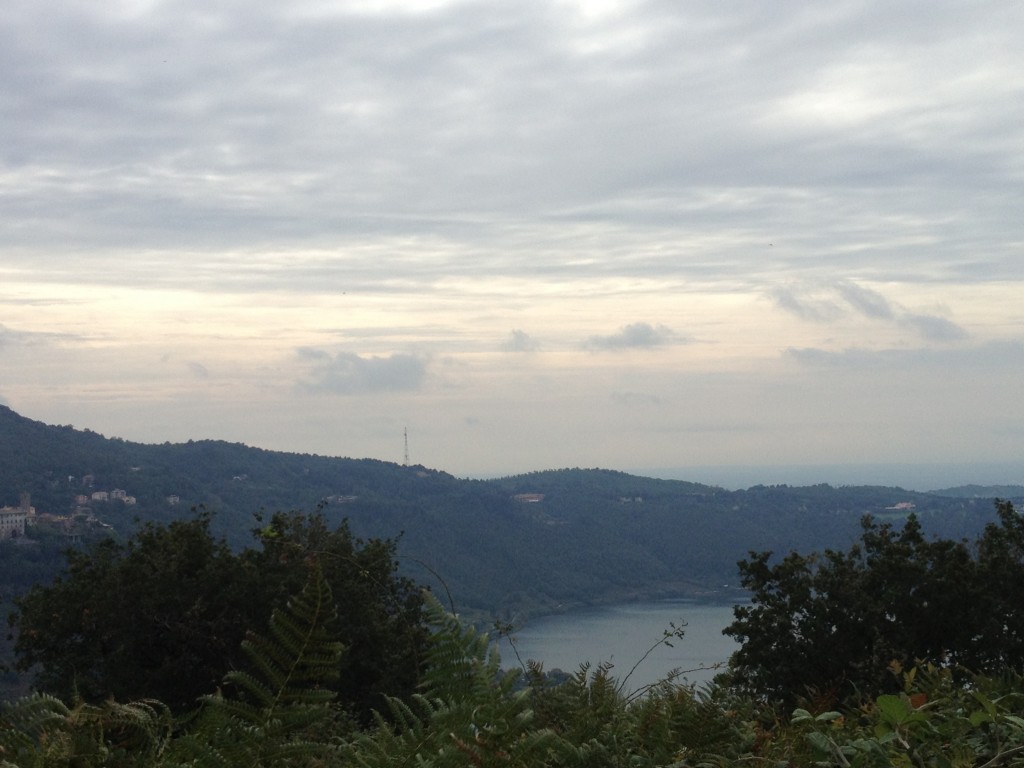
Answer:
[2, 0, 1023, 484]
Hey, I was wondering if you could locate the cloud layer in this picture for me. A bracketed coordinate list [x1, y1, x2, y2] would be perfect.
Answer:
[770, 280, 970, 342]
[584, 322, 681, 351]
[1, 0, 1021, 477]
[298, 349, 428, 394]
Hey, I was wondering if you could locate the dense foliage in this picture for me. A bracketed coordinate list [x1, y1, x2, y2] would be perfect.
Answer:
[9, 405, 1024, 765]
[3, 404, 1018, 621]
[726, 499, 1024, 705]
[9, 510, 426, 719]
[5, 503, 1024, 765]
[5, 576, 1024, 767]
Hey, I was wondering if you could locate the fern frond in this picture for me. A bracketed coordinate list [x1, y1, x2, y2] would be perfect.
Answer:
[0, 692, 70, 742]
[0, 694, 175, 767]
[77, 698, 175, 758]
[345, 595, 576, 768]
[0, 692, 72, 762]
[419, 593, 505, 703]
[176, 563, 346, 766]
[222, 563, 344, 717]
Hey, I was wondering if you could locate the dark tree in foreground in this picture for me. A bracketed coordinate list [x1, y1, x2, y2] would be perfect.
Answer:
[9, 510, 427, 718]
[724, 500, 1024, 704]
[244, 510, 428, 719]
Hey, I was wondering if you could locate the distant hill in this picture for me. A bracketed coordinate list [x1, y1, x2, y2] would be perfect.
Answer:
[0, 405, 1006, 618]
[929, 484, 1024, 500]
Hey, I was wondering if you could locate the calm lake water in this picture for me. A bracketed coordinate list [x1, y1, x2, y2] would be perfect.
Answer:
[496, 600, 740, 692]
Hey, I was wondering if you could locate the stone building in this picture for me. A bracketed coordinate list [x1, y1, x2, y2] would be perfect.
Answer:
[0, 493, 35, 540]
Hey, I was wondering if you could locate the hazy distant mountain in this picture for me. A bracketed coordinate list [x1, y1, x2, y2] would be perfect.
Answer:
[0, 405, 1008, 617]
[642, 464, 1024, 493]
[929, 484, 1024, 499]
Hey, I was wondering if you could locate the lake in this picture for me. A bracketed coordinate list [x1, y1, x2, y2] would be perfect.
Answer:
[495, 600, 740, 693]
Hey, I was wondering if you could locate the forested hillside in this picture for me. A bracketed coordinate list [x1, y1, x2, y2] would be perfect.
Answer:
[0, 405, 1012, 617]
[7, 405, 1024, 766]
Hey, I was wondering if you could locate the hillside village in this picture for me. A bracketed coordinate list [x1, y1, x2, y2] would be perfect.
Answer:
[0, 488, 121, 543]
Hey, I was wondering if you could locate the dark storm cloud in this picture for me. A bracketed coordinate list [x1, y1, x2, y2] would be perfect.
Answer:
[584, 322, 682, 351]
[297, 348, 427, 394]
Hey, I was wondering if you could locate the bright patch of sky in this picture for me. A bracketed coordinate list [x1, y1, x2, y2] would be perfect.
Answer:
[1, 0, 1022, 482]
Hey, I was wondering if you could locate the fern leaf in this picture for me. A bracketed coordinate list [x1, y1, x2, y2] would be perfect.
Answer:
[0, 694, 175, 766]
[176, 563, 346, 766]
[345, 595, 575, 768]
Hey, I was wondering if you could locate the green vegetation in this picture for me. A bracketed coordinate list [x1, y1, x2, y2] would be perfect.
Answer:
[2, 405, 1014, 621]
[726, 500, 1024, 705]
[7, 405, 1024, 764]
[1, 502, 1024, 766]
[9, 510, 426, 720]
[5, 563, 1024, 766]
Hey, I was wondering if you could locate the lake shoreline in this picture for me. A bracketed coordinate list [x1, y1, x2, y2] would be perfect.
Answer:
[469, 582, 750, 628]
[495, 599, 743, 690]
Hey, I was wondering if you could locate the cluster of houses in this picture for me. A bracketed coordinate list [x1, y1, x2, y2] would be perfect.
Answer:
[0, 482, 133, 542]
[2, 465, 194, 542]
[76, 488, 137, 506]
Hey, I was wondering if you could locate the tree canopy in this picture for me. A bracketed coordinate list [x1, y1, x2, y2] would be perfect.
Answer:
[7, 585, 1024, 768]
[724, 499, 1024, 704]
[9, 509, 427, 718]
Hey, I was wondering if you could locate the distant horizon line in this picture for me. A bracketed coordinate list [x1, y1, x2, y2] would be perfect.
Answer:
[464, 462, 1024, 494]
[5, 405, 1022, 493]
[631, 462, 1024, 493]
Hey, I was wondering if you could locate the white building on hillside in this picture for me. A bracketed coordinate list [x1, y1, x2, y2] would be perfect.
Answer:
[0, 493, 35, 540]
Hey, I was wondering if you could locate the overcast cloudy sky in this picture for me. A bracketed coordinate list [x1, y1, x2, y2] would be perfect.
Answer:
[2, 0, 1022, 483]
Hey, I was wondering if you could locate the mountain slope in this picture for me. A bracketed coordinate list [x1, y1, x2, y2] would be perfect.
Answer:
[0, 406, 1002, 616]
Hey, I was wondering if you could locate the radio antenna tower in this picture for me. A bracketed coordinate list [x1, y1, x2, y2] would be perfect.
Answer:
[403, 427, 409, 466]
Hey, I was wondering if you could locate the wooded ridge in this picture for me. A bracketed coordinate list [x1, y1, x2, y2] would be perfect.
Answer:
[1, 405, 1018, 617]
